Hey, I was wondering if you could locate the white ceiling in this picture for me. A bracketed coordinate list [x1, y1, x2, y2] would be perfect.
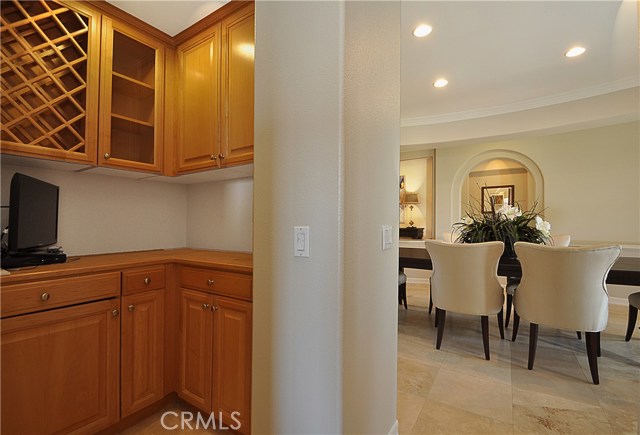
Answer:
[108, 1, 639, 147]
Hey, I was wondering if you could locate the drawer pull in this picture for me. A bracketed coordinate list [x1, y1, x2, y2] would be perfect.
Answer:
[40, 292, 50, 301]
[128, 304, 135, 312]
[144, 277, 151, 285]
[112, 309, 119, 317]
[207, 279, 215, 286]
[203, 303, 210, 310]
[212, 306, 219, 311]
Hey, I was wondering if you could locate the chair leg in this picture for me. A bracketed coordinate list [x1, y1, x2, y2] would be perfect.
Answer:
[399, 282, 407, 309]
[585, 332, 600, 385]
[528, 323, 539, 370]
[576, 331, 582, 340]
[596, 331, 601, 357]
[428, 292, 433, 315]
[481, 315, 490, 360]
[505, 293, 513, 328]
[497, 309, 504, 340]
[625, 304, 638, 342]
[436, 308, 446, 350]
[511, 311, 520, 342]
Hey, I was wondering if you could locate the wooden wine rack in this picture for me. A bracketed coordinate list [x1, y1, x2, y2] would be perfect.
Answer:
[0, 0, 99, 163]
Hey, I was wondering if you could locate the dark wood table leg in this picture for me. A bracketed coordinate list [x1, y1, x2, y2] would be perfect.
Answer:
[625, 304, 638, 342]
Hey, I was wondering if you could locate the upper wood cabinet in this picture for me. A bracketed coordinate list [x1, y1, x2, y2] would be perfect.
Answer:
[0, 0, 101, 163]
[220, 4, 254, 167]
[176, 25, 222, 172]
[176, 3, 254, 174]
[99, 17, 165, 173]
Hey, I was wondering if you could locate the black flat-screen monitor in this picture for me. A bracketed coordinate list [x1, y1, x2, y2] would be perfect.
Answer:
[8, 173, 60, 252]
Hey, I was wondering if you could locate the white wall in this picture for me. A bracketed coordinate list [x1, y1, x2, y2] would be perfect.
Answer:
[435, 121, 640, 245]
[252, 2, 344, 432]
[343, 2, 400, 433]
[187, 177, 253, 252]
[1, 164, 188, 256]
[252, 2, 399, 433]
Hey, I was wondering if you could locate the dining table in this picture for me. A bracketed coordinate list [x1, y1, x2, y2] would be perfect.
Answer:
[399, 247, 640, 286]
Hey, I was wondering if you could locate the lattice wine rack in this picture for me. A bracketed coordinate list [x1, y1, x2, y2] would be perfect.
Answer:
[1, 0, 99, 162]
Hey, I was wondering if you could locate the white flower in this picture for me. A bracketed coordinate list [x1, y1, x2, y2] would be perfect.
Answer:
[463, 216, 474, 225]
[535, 215, 551, 237]
[498, 204, 522, 221]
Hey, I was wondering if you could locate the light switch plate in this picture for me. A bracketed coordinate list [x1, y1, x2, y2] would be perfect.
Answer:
[382, 225, 393, 250]
[294, 226, 310, 257]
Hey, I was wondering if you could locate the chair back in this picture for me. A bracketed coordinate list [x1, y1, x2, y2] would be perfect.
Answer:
[441, 232, 455, 243]
[549, 234, 571, 246]
[425, 240, 504, 315]
[514, 242, 621, 332]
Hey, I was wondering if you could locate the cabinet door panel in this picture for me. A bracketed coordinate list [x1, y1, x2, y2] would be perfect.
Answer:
[1, 299, 119, 435]
[0, 0, 100, 164]
[179, 288, 214, 411]
[177, 28, 221, 172]
[213, 295, 252, 432]
[121, 290, 164, 417]
[221, 5, 254, 167]
[99, 17, 165, 173]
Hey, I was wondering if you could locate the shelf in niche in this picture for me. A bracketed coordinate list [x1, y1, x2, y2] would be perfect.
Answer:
[111, 74, 154, 124]
[112, 71, 154, 91]
[110, 115, 154, 164]
[112, 31, 155, 87]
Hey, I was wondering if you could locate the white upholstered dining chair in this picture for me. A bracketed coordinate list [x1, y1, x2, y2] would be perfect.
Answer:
[425, 240, 505, 360]
[505, 235, 571, 328]
[511, 242, 621, 384]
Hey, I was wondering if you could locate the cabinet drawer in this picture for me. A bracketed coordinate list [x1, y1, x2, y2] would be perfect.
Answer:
[1, 272, 121, 318]
[122, 266, 165, 294]
[180, 267, 252, 301]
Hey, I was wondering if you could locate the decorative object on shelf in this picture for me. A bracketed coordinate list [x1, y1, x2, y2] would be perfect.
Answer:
[481, 185, 514, 214]
[402, 192, 420, 227]
[454, 197, 551, 258]
[399, 175, 406, 224]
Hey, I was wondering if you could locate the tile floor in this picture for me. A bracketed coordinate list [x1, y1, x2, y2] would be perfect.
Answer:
[398, 283, 640, 434]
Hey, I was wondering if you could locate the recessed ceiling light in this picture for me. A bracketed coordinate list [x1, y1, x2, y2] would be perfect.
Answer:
[433, 78, 448, 88]
[565, 46, 586, 58]
[413, 24, 432, 38]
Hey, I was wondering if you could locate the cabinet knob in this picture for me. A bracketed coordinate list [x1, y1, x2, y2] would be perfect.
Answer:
[202, 303, 210, 310]
[207, 279, 215, 286]
[144, 277, 151, 285]
[210, 154, 217, 161]
[112, 309, 119, 317]
[104, 152, 110, 159]
[128, 304, 135, 311]
[212, 305, 219, 311]
[40, 292, 50, 301]
[218, 153, 225, 160]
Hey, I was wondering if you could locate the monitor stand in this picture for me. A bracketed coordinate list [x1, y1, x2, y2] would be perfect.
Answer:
[1, 250, 67, 269]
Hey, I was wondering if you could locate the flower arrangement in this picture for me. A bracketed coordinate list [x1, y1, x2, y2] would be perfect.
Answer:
[454, 200, 551, 258]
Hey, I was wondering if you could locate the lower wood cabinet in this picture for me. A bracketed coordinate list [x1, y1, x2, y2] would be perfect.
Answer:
[179, 287, 252, 432]
[121, 289, 164, 417]
[1, 298, 120, 435]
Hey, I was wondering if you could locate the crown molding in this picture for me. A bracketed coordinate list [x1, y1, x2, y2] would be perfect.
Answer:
[401, 78, 639, 128]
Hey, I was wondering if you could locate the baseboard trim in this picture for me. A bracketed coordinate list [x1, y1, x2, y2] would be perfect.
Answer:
[388, 419, 399, 435]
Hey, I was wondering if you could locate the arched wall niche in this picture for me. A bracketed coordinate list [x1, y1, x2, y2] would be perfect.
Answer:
[450, 149, 544, 226]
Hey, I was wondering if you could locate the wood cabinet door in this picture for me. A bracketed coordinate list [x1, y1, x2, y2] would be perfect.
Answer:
[99, 17, 165, 173]
[176, 26, 222, 173]
[0, 0, 100, 164]
[220, 4, 254, 168]
[1, 298, 120, 435]
[121, 290, 164, 417]
[213, 295, 252, 432]
[179, 288, 214, 411]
